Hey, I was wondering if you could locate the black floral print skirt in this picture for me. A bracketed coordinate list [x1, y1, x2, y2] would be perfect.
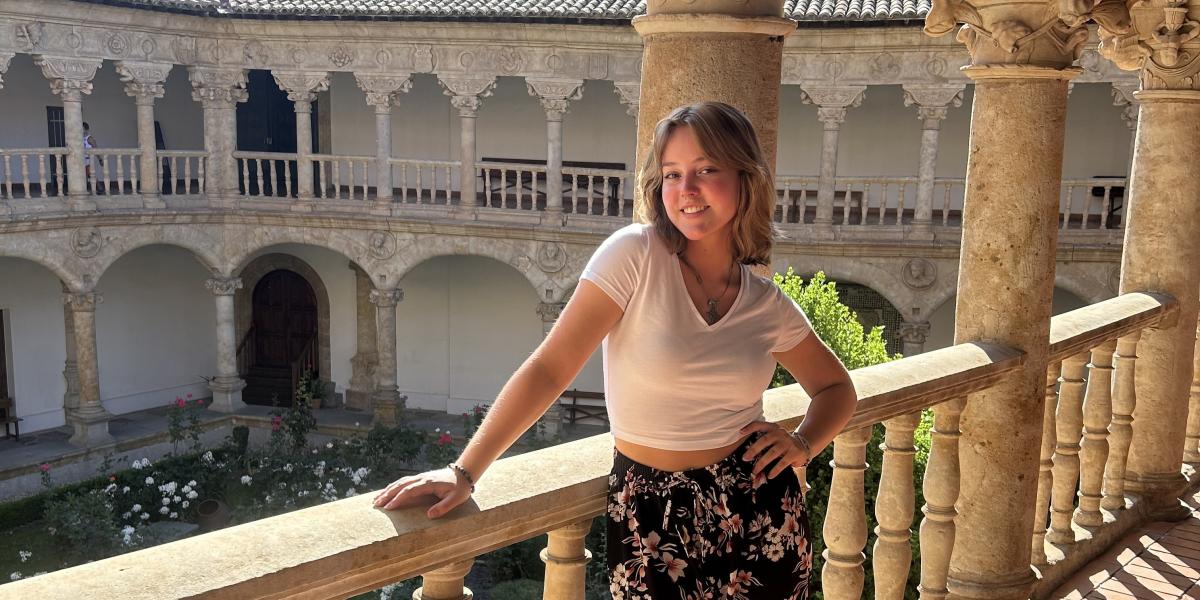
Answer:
[606, 435, 813, 600]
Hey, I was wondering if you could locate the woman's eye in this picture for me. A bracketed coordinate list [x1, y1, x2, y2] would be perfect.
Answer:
[699, 167, 717, 174]
[663, 172, 680, 179]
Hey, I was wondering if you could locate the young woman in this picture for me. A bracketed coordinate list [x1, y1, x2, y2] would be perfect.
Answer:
[374, 102, 858, 599]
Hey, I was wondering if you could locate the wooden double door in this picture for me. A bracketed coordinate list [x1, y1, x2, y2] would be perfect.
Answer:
[246, 270, 317, 406]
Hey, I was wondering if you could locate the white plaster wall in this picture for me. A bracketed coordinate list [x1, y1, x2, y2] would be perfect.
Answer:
[0, 258, 67, 432]
[396, 255, 603, 414]
[924, 286, 1092, 353]
[95, 245, 215, 414]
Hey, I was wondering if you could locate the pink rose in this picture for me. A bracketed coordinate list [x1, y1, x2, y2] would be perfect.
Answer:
[437, 433, 453, 445]
[39, 463, 51, 473]
[175, 398, 186, 408]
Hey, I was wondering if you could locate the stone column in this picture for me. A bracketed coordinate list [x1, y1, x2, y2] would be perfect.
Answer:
[61, 286, 80, 412]
[1100, 14, 1200, 518]
[346, 265, 378, 412]
[924, 1, 1092, 596]
[898, 321, 931, 356]
[370, 287, 404, 427]
[64, 291, 112, 447]
[34, 55, 101, 212]
[631, 2, 795, 220]
[902, 84, 965, 239]
[273, 71, 330, 203]
[527, 79, 584, 218]
[355, 73, 412, 213]
[205, 277, 247, 413]
[1185, 323, 1200, 465]
[536, 302, 566, 437]
[116, 61, 171, 209]
[439, 77, 497, 211]
[800, 86, 865, 235]
[189, 67, 248, 207]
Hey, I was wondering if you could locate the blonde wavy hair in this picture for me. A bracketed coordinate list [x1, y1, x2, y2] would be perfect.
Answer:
[637, 101, 779, 266]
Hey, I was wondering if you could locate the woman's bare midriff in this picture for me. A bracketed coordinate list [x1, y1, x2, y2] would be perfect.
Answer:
[614, 435, 751, 472]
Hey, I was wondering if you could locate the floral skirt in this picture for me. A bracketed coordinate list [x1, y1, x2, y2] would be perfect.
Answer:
[606, 435, 813, 600]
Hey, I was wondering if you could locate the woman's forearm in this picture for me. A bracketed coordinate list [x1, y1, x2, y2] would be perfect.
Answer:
[453, 353, 570, 483]
[794, 381, 858, 457]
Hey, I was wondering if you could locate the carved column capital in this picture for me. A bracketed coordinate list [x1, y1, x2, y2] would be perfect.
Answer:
[1111, 82, 1141, 129]
[34, 55, 102, 101]
[536, 302, 565, 323]
[924, 0, 1111, 69]
[1099, 0, 1200, 91]
[0, 52, 14, 91]
[64, 291, 102, 312]
[272, 70, 330, 104]
[801, 85, 865, 127]
[613, 81, 641, 117]
[898, 321, 932, 345]
[526, 78, 585, 121]
[438, 76, 497, 117]
[204, 277, 243, 296]
[115, 60, 171, 101]
[188, 66, 249, 108]
[355, 72, 413, 111]
[369, 288, 404, 308]
[902, 83, 966, 127]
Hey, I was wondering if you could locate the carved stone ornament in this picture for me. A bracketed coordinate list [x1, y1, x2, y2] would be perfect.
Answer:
[496, 46, 525, 75]
[0, 53, 13, 91]
[536, 302, 565, 323]
[71, 227, 103, 258]
[412, 45, 436, 73]
[172, 36, 198, 65]
[1108, 265, 1121, 292]
[902, 84, 966, 123]
[368, 288, 404, 307]
[527, 79, 585, 120]
[536, 242, 567, 274]
[368, 231, 397, 260]
[290, 46, 309, 66]
[513, 255, 533, 272]
[106, 31, 132, 58]
[801, 86, 865, 126]
[140, 38, 157, 59]
[189, 67, 249, 106]
[64, 291, 102, 312]
[439, 77, 497, 116]
[923, 0, 1113, 68]
[1100, 0, 1200, 90]
[272, 71, 331, 104]
[329, 46, 355, 68]
[14, 21, 44, 52]
[204, 277, 243, 296]
[898, 321, 932, 344]
[356, 74, 412, 108]
[35, 56, 102, 97]
[902, 258, 937, 290]
[1111, 83, 1139, 129]
[870, 52, 901, 79]
[115, 61, 171, 99]
[613, 82, 641, 116]
[243, 40, 270, 66]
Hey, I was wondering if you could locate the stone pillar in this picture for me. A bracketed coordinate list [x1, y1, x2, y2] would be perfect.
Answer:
[800, 86, 866, 235]
[61, 287, 80, 412]
[1185, 322, 1200, 465]
[924, 1, 1091, 596]
[541, 520, 592, 600]
[189, 67, 248, 206]
[631, 3, 795, 220]
[902, 84, 965, 239]
[34, 55, 101, 212]
[64, 291, 112, 447]
[355, 73, 412, 212]
[116, 61, 171, 209]
[439, 77, 497, 211]
[527, 79, 584, 218]
[898, 321, 931, 356]
[1099, 15, 1200, 516]
[346, 265, 378, 412]
[536, 302, 566, 437]
[273, 71, 330, 203]
[205, 277, 247, 413]
[370, 287, 404, 427]
[414, 559, 474, 600]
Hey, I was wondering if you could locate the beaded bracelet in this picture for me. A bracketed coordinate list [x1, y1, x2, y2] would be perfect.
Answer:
[447, 463, 476, 493]
[790, 431, 812, 468]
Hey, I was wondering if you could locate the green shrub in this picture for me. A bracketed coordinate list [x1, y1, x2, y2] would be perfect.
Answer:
[43, 489, 119, 556]
[491, 579, 544, 600]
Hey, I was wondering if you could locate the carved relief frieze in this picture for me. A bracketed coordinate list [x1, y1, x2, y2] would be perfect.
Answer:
[902, 258, 937, 289]
[495, 46, 525, 75]
[869, 52, 901, 79]
[329, 45, 355, 68]
[243, 40, 269, 67]
[14, 21, 45, 52]
[105, 31, 132, 58]
[71, 227, 103, 258]
[272, 70, 331, 103]
[412, 45, 436, 73]
[64, 291, 102, 312]
[289, 46, 309, 66]
[374, 49, 393, 69]
[1099, 0, 1200, 90]
[172, 36, 198, 65]
[204, 277, 243, 296]
[536, 242, 567, 273]
[367, 231, 397, 260]
[116, 61, 170, 100]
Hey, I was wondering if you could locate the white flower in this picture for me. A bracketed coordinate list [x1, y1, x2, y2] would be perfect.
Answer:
[131, 459, 144, 470]
[169, 512, 178, 519]
[435, 428, 441, 433]
[122, 512, 131, 520]
[162, 498, 171, 506]
[131, 504, 142, 513]
[187, 480, 197, 488]
[144, 477, 154, 485]
[354, 422, 360, 427]
[182, 485, 192, 494]
[283, 464, 293, 473]
[140, 513, 150, 521]
[10, 572, 22, 581]
[159, 506, 169, 515]
[186, 490, 198, 500]
[201, 451, 214, 464]
[104, 483, 117, 494]
[18, 551, 31, 563]
[345, 488, 358, 497]
[173, 496, 181, 503]
[181, 501, 189, 509]
[122, 486, 130, 494]
[325, 442, 333, 449]
[240, 475, 253, 485]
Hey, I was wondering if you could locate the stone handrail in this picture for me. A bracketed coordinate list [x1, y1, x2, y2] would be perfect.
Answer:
[85, 149, 141, 198]
[0, 148, 67, 200]
[233, 151, 299, 199]
[157, 151, 207, 195]
[388, 158, 459, 205]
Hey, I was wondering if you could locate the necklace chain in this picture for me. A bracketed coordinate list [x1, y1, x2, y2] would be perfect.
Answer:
[678, 253, 736, 325]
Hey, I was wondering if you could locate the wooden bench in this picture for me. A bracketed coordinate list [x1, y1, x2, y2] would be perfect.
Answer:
[558, 389, 607, 427]
[0, 395, 21, 441]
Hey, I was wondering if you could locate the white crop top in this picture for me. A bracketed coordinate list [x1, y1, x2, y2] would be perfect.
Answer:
[580, 223, 813, 451]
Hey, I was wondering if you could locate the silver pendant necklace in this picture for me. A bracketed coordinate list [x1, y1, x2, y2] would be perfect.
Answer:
[678, 253, 736, 325]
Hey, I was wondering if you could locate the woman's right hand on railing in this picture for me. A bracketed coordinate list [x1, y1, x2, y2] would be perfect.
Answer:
[372, 467, 472, 519]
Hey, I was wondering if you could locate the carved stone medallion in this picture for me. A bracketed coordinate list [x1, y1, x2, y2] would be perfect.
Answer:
[902, 258, 936, 290]
[536, 242, 567, 273]
[368, 231, 397, 260]
[71, 227, 103, 258]
[329, 46, 354, 68]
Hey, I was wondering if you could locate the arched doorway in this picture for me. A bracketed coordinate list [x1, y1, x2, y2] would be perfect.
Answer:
[245, 270, 318, 406]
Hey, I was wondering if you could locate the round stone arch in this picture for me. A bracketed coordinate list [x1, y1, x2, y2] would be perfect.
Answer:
[234, 253, 332, 384]
[769, 254, 913, 316]
[1055, 265, 1116, 305]
[224, 225, 375, 281]
[87, 225, 223, 284]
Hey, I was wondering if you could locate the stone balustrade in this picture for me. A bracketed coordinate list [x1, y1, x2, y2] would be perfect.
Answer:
[2, 291, 1182, 599]
[84, 148, 141, 199]
[0, 147, 67, 201]
[233, 151, 298, 200]
[312, 153, 375, 202]
[157, 150, 206, 196]
[387, 158, 460, 206]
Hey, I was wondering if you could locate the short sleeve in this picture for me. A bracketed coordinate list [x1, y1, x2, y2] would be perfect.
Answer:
[771, 287, 814, 353]
[580, 224, 649, 311]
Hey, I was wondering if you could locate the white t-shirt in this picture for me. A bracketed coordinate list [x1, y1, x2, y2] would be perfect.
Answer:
[580, 223, 813, 451]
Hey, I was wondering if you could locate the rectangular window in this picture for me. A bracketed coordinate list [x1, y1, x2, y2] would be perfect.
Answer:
[46, 106, 65, 148]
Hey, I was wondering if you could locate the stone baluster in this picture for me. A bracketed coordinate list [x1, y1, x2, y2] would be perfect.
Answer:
[1032, 364, 1060, 565]
[1101, 6, 1200, 521]
[189, 66, 248, 206]
[1102, 333, 1140, 512]
[115, 61, 171, 208]
[370, 287, 404, 427]
[822, 426, 871, 599]
[205, 277, 247, 413]
[64, 291, 112, 447]
[34, 55, 101, 211]
[919, 396, 965, 600]
[800, 85, 865, 235]
[1048, 353, 1088, 544]
[536, 302, 565, 438]
[542, 520, 592, 600]
[898, 321, 931, 356]
[1186, 324, 1200, 465]
[901, 84, 965, 239]
[438, 76, 497, 211]
[414, 559, 474, 600]
[924, 0, 1089, 590]
[874, 412, 919, 600]
[1075, 340, 1117, 528]
[356, 73, 412, 213]
[273, 70, 329, 205]
[346, 264, 378, 412]
[527, 79, 584, 219]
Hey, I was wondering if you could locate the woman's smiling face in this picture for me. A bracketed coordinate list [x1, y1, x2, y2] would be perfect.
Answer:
[659, 125, 740, 244]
